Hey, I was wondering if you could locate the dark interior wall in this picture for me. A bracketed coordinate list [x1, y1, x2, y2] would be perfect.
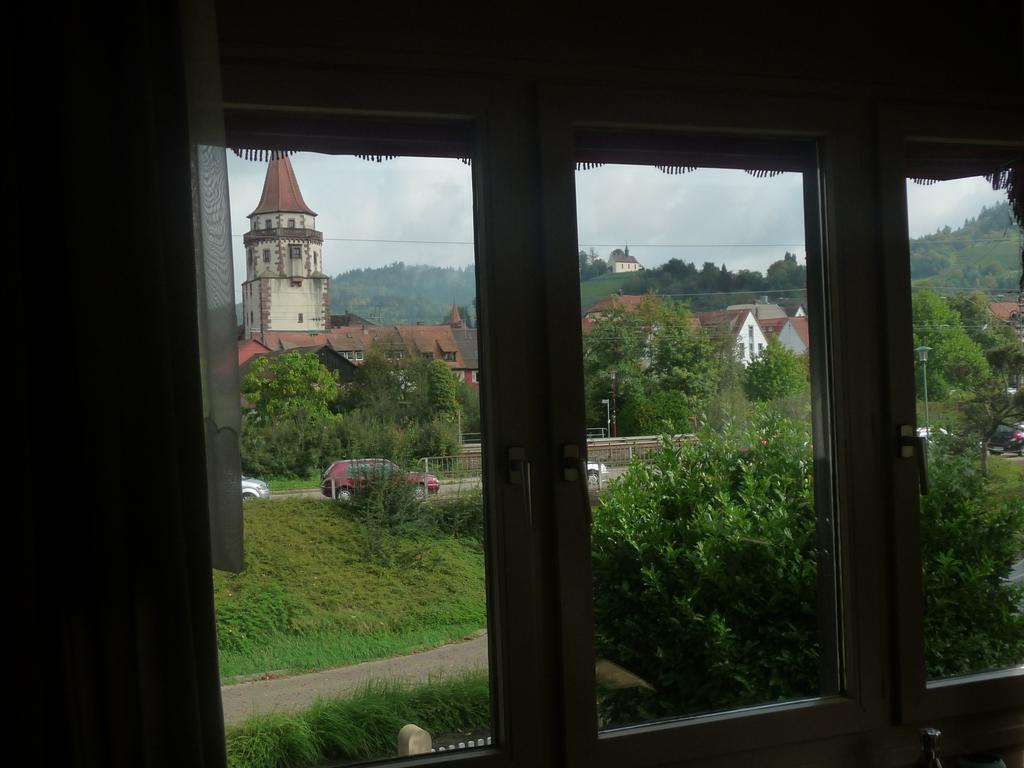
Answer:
[216, 2, 1022, 96]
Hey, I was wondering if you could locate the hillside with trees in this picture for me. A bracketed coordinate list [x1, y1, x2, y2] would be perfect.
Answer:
[910, 201, 1022, 293]
[330, 262, 477, 325]
[579, 251, 808, 314]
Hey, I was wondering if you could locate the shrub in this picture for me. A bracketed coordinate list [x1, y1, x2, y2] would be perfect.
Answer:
[344, 482, 484, 563]
[591, 407, 1024, 725]
[591, 407, 819, 724]
[240, 411, 343, 479]
[921, 442, 1024, 677]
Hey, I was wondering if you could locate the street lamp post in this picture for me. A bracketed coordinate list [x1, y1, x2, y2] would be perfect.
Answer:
[915, 345, 932, 435]
[600, 398, 610, 438]
[610, 370, 618, 438]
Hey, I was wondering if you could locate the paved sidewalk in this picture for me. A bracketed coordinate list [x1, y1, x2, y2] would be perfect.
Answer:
[221, 633, 489, 725]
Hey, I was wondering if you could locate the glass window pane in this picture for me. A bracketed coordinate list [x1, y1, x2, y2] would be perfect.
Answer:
[217, 150, 494, 763]
[904, 153, 1024, 681]
[576, 143, 840, 728]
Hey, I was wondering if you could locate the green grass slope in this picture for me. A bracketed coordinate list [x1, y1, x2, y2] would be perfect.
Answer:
[579, 273, 638, 315]
[214, 497, 486, 680]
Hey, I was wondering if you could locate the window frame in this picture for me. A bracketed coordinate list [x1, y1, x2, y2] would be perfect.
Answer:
[213, 63, 1023, 766]
[876, 102, 1024, 725]
[219, 68, 572, 768]
[536, 83, 890, 767]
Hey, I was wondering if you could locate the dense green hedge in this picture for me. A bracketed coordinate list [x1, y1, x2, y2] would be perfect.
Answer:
[921, 441, 1024, 677]
[591, 407, 1024, 726]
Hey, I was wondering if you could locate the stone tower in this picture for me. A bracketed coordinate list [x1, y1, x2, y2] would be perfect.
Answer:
[241, 154, 330, 340]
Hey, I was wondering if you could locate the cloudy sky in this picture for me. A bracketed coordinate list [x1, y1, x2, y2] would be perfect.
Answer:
[226, 152, 1007, 302]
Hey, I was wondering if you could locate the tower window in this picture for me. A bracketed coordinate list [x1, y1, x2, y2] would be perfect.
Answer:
[262, 249, 270, 263]
[288, 218, 295, 228]
[264, 219, 272, 229]
[298, 313, 303, 323]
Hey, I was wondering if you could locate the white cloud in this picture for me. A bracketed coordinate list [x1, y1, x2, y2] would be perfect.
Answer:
[905, 176, 1008, 238]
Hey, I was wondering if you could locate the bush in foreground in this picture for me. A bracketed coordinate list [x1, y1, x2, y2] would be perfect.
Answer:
[921, 442, 1024, 677]
[592, 408, 819, 724]
[591, 406, 1024, 726]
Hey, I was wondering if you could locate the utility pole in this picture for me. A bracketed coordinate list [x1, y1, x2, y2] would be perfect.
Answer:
[610, 369, 618, 438]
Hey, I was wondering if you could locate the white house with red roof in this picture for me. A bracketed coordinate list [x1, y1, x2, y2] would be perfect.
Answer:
[241, 153, 330, 341]
[757, 316, 810, 355]
[696, 308, 769, 366]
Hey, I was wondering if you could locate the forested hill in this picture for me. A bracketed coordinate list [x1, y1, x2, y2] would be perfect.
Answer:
[910, 201, 1022, 293]
[580, 252, 809, 314]
[329, 263, 477, 325]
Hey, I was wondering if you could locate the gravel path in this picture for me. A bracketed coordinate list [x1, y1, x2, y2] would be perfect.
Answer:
[221, 633, 489, 725]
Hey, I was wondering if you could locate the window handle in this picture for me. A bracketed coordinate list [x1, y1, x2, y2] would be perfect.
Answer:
[508, 446, 533, 529]
[899, 425, 929, 495]
[563, 443, 593, 527]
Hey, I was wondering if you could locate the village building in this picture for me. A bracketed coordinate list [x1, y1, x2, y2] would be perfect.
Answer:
[241, 153, 330, 341]
[607, 246, 642, 273]
[244, 303, 481, 388]
[757, 315, 811, 355]
[696, 308, 769, 366]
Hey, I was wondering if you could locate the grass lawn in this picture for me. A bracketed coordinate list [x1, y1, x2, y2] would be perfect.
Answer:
[263, 475, 320, 492]
[988, 452, 1024, 506]
[214, 497, 486, 681]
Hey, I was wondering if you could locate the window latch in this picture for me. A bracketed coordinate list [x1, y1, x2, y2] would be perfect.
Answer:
[898, 425, 929, 495]
[562, 444, 580, 482]
[508, 446, 533, 529]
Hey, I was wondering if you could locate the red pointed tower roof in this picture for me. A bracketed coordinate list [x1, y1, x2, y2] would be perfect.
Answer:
[249, 155, 317, 217]
[448, 303, 463, 328]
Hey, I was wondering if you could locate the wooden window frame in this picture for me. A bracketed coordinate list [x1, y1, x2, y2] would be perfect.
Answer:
[537, 83, 890, 768]
[213, 62, 1023, 766]
[219, 67, 572, 768]
[876, 102, 1024, 726]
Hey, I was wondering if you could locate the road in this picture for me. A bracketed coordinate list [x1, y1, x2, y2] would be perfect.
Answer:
[221, 632, 489, 725]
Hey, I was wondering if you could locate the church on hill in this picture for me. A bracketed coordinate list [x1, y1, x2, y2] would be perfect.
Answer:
[241, 153, 330, 340]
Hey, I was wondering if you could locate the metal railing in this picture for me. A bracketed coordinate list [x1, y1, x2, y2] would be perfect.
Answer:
[420, 434, 696, 482]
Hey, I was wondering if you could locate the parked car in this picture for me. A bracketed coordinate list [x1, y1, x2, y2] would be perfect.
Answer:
[241, 476, 271, 500]
[916, 426, 949, 442]
[320, 459, 441, 501]
[587, 460, 609, 487]
[988, 423, 1024, 456]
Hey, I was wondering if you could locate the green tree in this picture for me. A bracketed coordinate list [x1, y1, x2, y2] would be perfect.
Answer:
[242, 352, 340, 421]
[911, 290, 990, 399]
[425, 359, 459, 420]
[742, 339, 808, 402]
[583, 295, 719, 436]
[239, 352, 344, 478]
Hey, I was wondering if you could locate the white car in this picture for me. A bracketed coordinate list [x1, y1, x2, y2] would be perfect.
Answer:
[241, 476, 271, 500]
[916, 427, 949, 442]
[587, 460, 609, 487]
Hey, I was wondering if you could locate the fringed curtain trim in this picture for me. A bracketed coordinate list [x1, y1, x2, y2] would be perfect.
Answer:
[230, 149, 474, 166]
[656, 165, 697, 175]
[231, 148, 296, 161]
[744, 169, 784, 179]
[576, 162, 785, 177]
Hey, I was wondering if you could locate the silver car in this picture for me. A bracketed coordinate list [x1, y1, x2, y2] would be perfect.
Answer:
[241, 476, 271, 500]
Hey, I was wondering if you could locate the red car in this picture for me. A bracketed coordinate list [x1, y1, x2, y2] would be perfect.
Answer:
[320, 459, 441, 501]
